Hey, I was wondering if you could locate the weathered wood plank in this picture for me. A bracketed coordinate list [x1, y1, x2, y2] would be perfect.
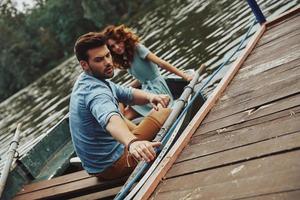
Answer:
[205, 74, 300, 124]
[240, 190, 300, 200]
[235, 49, 300, 88]
[167, 131, 300, 178]
[176, 109, 300, 163]
[154, 150, 300, 193]
[153, 167, 300, 200]
[18, 170, 90, 195]
[249, 22, 300, 60]
[148, 8, 300, 200]
[204, 59, 299, 123]
[207, 61, 300, 123]
[69, 186, 121, 200]
[14, 176, 126, 200]
[196, 104, 300, 139]
[242, 31, 300, 68]
[225, 58, 300, 99]
[197, 95, 300, 136]
[256, 13, 300, 47]
[219, 49, 300, 104]
[132, 25, 268, 200]
[265, 6, 300, 28]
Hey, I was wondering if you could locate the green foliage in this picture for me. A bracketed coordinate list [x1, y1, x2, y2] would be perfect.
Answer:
[0, 0, 150, 102]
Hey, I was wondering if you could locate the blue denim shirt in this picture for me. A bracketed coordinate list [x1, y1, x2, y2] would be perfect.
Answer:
[69, 72, 133, 174]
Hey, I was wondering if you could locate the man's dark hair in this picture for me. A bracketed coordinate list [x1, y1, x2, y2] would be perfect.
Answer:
[74, 32, 106, 62]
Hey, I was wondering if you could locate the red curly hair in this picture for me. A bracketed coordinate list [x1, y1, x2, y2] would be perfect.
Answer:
[103, 25, 140, 69]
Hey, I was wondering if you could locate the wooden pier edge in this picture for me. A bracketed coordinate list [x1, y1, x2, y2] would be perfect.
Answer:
[134, 7, 300, 199]
[133, 23, 268, 200]
[265, 5, 300, 27]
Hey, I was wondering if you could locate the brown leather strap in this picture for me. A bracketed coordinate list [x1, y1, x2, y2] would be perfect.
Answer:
[127, 138, 140, 151]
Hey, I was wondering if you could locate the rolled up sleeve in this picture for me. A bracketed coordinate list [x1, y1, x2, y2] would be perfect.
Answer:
[86, 89, 121, 129]
[113, 83, 134, 105]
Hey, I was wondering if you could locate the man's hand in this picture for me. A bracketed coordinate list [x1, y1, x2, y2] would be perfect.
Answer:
[148, 94, 170, 110]
[128, 140, 161, 162]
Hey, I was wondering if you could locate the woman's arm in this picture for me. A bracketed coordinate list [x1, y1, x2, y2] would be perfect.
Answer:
[146, 52, 193, 81]
[131, 88, 170, 110]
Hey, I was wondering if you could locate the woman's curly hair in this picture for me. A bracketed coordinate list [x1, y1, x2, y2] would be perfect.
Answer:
[103, 25, 140, 69]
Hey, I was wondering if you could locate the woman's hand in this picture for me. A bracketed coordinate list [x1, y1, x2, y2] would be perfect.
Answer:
[183, 73, 194, 81]
[147, 94, 170, 110]
[128, 140, 161, 162]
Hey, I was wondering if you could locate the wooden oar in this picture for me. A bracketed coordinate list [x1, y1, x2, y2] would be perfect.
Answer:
[124, 65, 206, 199]
[114, 64, 206, 200]
[0, 123, 22, 198]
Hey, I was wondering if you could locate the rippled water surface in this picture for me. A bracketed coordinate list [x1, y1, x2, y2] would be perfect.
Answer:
[0, 0, 298, 169]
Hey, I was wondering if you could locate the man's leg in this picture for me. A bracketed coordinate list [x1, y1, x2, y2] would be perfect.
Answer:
[124, 118, 137, 131]
[132, 107, 171, 141]
[96, 107, 171, 180]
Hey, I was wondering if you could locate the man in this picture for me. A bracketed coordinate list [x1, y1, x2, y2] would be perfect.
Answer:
[69, 32, 171, 180]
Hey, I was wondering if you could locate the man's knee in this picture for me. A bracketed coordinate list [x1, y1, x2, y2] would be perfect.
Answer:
[132, 108, 171, 141]
[147, 107, 172, 126]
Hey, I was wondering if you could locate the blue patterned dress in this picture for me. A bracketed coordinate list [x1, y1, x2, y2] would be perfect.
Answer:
[128, 44, 173, 116]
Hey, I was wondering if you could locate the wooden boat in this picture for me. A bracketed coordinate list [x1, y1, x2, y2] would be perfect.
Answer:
[1, 70, 206, 200]
[4, 2, 299, 199]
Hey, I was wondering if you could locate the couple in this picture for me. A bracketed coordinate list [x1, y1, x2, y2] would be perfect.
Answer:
[69, 25, 192, 180]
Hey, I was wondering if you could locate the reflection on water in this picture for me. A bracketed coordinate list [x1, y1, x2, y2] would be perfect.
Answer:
[0, 0, 298, 169]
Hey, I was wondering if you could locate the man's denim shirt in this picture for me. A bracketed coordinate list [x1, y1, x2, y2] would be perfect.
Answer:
[69, 72, 133, 174]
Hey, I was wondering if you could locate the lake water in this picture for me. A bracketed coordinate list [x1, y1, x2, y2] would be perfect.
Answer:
[0, 0, 298, 169]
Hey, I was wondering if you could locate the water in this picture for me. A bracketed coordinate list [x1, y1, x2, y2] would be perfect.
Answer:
[0, 0, 298, 169]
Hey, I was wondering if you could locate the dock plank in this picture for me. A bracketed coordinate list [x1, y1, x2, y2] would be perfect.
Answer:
[206, 59, 300, 124]
[69, 186, 121, 200]
[154, 150, 300, 196]
[149, 7, 300, 200]
[224, 58, 300, 100]
[219, 47, 300, 103]
[177, 108, 300, 163]
[240, 190, 300, 200]
[256, 13, 300, 47]
[204, 69, 300, 124]
[167, 131, 300, 178]
[154, 170, 300, 200]
[244, 18, 300, 67]
[17, 170, 90, 195]
[14, 173, 126, 200]
[196, 94, 300, 136]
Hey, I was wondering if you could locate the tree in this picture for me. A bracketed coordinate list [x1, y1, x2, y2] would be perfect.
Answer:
[0, 0, 151, 102]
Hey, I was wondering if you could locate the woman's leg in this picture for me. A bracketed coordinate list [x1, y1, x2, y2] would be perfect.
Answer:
[124, 106, 141, 120]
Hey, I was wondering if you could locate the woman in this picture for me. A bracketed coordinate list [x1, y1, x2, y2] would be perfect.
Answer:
[103, 25, 193, 120]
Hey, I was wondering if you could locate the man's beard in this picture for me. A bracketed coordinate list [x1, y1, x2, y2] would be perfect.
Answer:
[88, 65, 114, 80]
[93, 71, 114, 80]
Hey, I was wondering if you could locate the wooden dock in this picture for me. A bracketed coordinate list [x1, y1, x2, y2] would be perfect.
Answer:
[12, 7, 300, 200]
[137, 7, 300, 200]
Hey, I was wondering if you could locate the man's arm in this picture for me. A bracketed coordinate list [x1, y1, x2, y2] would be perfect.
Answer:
[106, 114, 161, 162]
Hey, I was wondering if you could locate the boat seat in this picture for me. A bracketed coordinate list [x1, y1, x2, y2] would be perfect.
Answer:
[13, 170, 126, 200]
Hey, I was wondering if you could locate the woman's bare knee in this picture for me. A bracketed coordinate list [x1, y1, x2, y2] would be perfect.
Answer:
[124, 106, 140, 120]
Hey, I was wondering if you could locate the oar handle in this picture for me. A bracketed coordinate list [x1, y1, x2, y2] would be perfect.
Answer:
[153, 63, 206, 142]
[198, 64, 206, 74]
[0, 123, 22, 197]
[114, 64, 207, 200]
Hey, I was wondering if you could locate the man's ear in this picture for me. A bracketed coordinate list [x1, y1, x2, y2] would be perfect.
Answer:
[79, 60, 89, 71]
